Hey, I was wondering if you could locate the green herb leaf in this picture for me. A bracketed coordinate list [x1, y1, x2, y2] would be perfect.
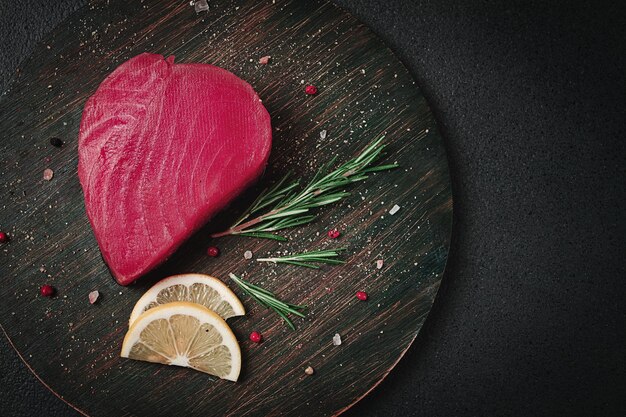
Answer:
[228, 273, 307, 329]
[256, 248, 346, 269]
[235, 231, 288, 241]
[210, 136, 397, 239]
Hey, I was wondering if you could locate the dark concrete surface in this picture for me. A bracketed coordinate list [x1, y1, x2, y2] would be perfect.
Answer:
[1, 0, 624, 416]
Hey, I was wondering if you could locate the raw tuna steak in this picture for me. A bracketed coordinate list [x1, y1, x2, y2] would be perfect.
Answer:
[78, 53, 272, 285]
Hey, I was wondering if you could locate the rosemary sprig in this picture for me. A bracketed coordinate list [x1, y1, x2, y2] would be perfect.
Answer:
[210, 136, 397, 240]
[256, 248, 347, 269]
[228, 273, 307, 330]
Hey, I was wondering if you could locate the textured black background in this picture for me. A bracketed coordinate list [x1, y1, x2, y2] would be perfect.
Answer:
[1, 1, 625, 416]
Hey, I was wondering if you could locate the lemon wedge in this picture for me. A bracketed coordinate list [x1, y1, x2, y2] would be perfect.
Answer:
[121, 301, 241, 382]
[128, 274, 245, 326]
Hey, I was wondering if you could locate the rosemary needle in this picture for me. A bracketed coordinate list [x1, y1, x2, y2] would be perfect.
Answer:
[228, 273, 306, 330]
[256, 248, 347, 269]
[211, 136, 397, 240]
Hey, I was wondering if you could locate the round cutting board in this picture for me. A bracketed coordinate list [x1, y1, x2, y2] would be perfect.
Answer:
[0, 0, 452, 416]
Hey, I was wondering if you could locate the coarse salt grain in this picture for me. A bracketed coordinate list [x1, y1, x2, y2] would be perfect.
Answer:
[88, 290, 99, 304]
[194, 0, 209, 12]
[304, 366, 315, 375]
[244, 250, 253, 259]
[332, 333, 342, 346]
[376, 259, 384, 269]
[43, 168, 54, 181]
[389, 204, 400, 215]
[320, 129, 327, 139]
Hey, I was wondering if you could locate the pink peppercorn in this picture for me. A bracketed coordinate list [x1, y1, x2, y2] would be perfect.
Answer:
[249, 331, 263, 343]
[356, 291, 368, 301]
[327, 229, 340, 239]
[40, 285, 55, 297]
[207, 246, 220, 257]
[0, 232, 9, 243]
[305, 85, 318, 95]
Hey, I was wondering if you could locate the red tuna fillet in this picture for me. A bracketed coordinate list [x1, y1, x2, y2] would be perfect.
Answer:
[78, 53, 272, 285]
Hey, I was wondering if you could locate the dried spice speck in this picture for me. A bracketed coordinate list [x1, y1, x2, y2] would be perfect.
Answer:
[88, 290, 99, 304]
[259, 55, 271, 65]
[327, 229, 340, 239]
[249, 331, 262, 343]
[244, 250, 253, 259]
[40, 285, 55, 297]
[49, 137, 64, 148]
[206, 246, 220, 257]
[332, 333, 342, 346]
[304, 366, 315, 375]
[43, 168, 54, 181]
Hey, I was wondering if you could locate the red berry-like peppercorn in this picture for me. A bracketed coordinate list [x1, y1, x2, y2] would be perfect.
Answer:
[0, 232, 8, 243]
[327, 229, 340, 239]
[356, 291, 368, 301]
[305, 85, 318, 95]
[249, 331, 263, 343]
[207, 246, 220, 257]
[40, 285, 55, 297]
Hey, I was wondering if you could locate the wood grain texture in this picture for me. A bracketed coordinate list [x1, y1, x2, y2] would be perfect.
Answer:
[0, 0, 452, 416]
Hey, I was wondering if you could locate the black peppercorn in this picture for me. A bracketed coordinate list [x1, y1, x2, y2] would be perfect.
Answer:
[50, 137, 64, 148]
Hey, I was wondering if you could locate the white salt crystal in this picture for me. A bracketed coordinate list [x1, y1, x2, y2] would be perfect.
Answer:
[376, 259, 384, 269]
[320, 129, 327, 139]
[244, 250, 253, 259]
[389, 204, 401, 215]
[332, 333, 342, 346]
[194, 0, 209, 12]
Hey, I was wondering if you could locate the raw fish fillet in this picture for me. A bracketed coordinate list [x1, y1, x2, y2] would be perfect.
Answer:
[78, 53, 272, 285]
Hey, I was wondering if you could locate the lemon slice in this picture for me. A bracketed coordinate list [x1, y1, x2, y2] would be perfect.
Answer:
[128, 274, 245, 326]
[121, 301, 241, 381]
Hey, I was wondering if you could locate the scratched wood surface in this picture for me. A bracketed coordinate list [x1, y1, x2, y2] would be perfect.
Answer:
[0, 0, 452, 416]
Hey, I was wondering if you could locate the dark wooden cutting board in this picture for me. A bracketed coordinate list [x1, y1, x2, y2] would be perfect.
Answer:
[0, 0, 452, 415]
